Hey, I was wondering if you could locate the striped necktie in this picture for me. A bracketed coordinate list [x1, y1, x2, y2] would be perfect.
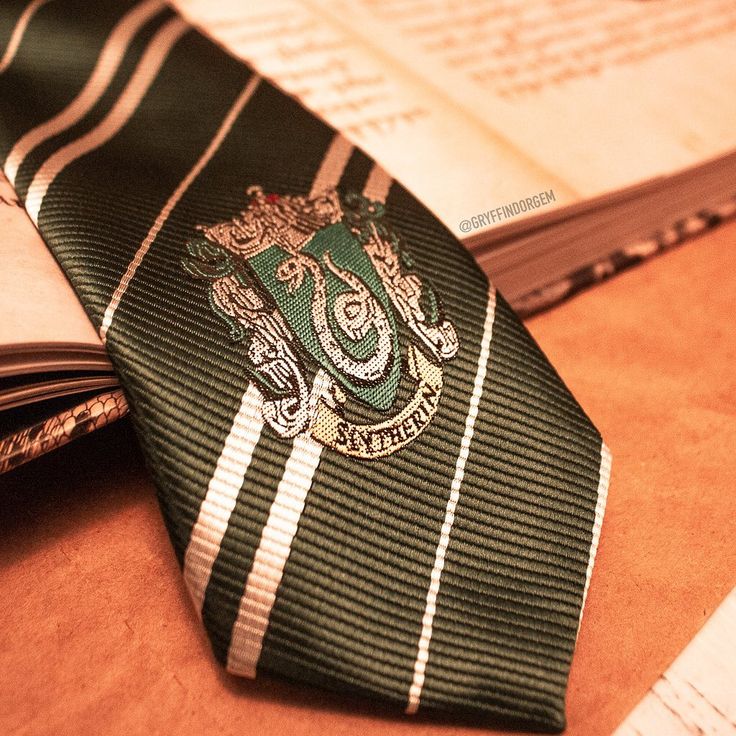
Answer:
[0, 1, 611, 730]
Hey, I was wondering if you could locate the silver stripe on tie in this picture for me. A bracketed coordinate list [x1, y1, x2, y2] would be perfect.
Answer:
[4, 0, 166, 186]
[226, 135, 354, 677]
[184, 382, 265, 612]
[0, 0, 53, 76]
[99, 72, 262, 343]
[362, 163, 392, 203]
[406, 285, 498, 715]
[226, 424, 326, 677]
[578, 441, 611, 632]
[24, 15, 189, 225]
[308, 134, 353, 198]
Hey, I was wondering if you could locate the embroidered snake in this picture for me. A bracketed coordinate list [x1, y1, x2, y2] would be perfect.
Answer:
[275, 250, 394, 385]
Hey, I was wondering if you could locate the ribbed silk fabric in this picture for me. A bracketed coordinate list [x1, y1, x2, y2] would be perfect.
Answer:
[0, 1, 610, 731]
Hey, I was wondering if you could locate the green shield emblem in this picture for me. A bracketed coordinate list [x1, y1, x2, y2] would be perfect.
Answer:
[183, 185, 459, 456]
[246, 221, 401, 411]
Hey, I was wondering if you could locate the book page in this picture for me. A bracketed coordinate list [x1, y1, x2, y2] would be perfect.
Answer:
[326, 0, 736, 197]
[171, 0, 574, 237]
[0, 172, 103, 352]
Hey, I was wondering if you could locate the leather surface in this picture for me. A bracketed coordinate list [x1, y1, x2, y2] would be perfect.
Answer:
[1, 221, 735, 736]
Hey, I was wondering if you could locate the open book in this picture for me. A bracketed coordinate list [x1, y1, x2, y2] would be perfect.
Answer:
[171, 0, 736, 308]
[2, 0, 736, 470]
[0, 174, 122, 472]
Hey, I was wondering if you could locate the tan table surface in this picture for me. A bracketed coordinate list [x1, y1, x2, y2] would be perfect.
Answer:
[2, 221, 735, 736]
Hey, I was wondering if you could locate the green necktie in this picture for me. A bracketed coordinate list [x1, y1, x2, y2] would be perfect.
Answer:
[0, 1, 610, 730]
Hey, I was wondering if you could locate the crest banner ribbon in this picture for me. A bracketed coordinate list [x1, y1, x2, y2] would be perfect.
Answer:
[310, 343, 442, 458]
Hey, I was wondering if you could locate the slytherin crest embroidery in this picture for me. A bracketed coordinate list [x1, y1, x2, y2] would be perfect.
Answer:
[182, 186, 459, 458]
